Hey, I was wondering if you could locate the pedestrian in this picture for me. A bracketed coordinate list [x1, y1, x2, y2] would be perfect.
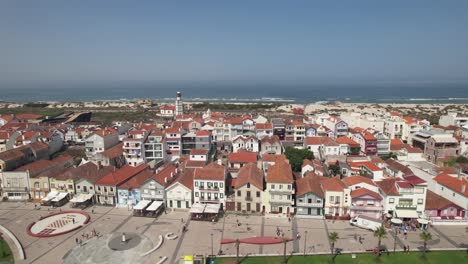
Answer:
[296, 233, 301, 240]
[72, 218, 75, 224]
[91, 208, 94, 214]
[181, 218, 184, 223]
[75, 237, 79, 244]
[403, 245, 407, 252]
[288, 217, 291, 222]
[407, 245, 410, 253]
[354, 233, 357, 241]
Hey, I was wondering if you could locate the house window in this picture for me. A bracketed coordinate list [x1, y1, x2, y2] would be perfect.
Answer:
[256, 191, 260, 197]
[299, 199, 303, 203]
[237, 190, 241, 196]
[220, 193, 224, 198]
[453, 192, 455, 197]
[247, 183, 250, 188]
[195, 192, 199, 197]
[220, 183, 223, 188]
[417, 199, 423, 204]
[287, 185, 291, 190]
[308, 199, 312, 203]
[271, 184, 275, 189]
[279, 184, 283, 189]
[214, 182, 218, 188]
[195, 181, 198, 187]
[329, 196, 334, 202]
[316, 199, 322, 203]
[389, 198, 395, 204]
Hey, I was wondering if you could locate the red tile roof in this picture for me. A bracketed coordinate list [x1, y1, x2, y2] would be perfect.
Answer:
[119, 170, 154, 190]
[335, 136, 360, 147]
[256, 123, 273, 130]
[261, 154, 286, 163]
[305, 136, 338, 146]
[153, 164, 178, 186]
[94, 128, 118, 137]
[96, 164, 148, 186]
[101, 143, 124, 158]
[296, 175, 325, 197]
[160, 105, 176, 111]
[396, 181, 413, 189]
[302, 159, 314, 168]
[168, 168, 195, 190]
[190, 149, 209, 156]
[235, 163, 264, 190]
[193, 162, 226, 181]
[425, 190, 463, 210]
[266, 160, 293, 183]
[375, 178, 399, 196]
[349, 161, 382, 172]
[350, 188, 382, 200]
[384, 159, 413, 175]
[64, 163, 115, 184]
[321, 176, 346, 192]
[195, 130, 211, 137]
[185, 160, 207, 168]
[260, 135, 280, 144]
[15, 160, 57, 175]
[228, 151, 257, 164]
[433, 173, 468, 197]
[403, 175, 426, 185]
[362, 132, 377, 141]
[342, 175, 377, 187]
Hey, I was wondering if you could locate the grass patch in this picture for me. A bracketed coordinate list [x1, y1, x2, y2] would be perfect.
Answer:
[210, 251, 467, 264]
[0, 239, 14, 262]
[191, 103, 281, 111]
[91, 111, 156, 125]
[0, 107, 64, 118]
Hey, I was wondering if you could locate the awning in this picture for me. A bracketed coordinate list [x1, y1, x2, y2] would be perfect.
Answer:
[395, 209, 419, 219]
[52, 192, 69, 202]
[146, 201, 163, 211]
[417, 218, 429, 225]
[189, 203, 206, 214]
[390, 218, 403, 224]
[69, 193, 93, 203]
[204, 203, 220, 214]
[41, 191, 58, 202]
[133, 200, 151, 210]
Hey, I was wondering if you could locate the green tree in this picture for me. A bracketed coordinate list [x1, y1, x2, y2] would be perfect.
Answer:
[455, 156, 468, 163]
[329, 164, 341, 176]
[284, 147, 314, 172]
[420, 232, 433, 254]
[373, 226, 387, 258]
[328, 232, 339, 263]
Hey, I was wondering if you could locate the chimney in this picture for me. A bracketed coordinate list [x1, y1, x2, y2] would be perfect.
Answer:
[164, 177, 167, 183]
[462, 184, 466, 194]
[217, 159, 222, 165]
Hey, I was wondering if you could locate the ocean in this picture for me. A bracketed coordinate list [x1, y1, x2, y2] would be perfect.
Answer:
[0, 81, 467, 104]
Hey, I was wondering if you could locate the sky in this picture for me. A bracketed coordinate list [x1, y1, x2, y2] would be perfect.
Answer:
[1, 0, 468, 85]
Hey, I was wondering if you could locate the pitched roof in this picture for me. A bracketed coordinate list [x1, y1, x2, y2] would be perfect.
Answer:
[235, 163, 264, 190]
[403, 175, 426, 185]
[195, 130, 211, 137]
[261, 154, 287, 163]
[193, 162, 225, 181]
[296, 175, 325, 197]
[119, 170, 154, 190]
[425, 190, 463, 210]
[266, 160, 293, 183]
[321, 176, 346, 192]
[185, 160, 207, 168]
[305, 136, 338, 146]
[256, 123, 273, 130]
[153, 164, 178, 186]
[260, 135, 280, 144]
[375, 178, 399, 196]
[362, 132, 377, 141]
[65, 162, 115, 184]
[15, 113, 43, 120]
[15, 160, 57, 175]
[335, 136, 360, 146]
[349, 161, 382, 172]
[350, 188, 382, 200]
[342, 175, 377, 187]
[101, 142, 124, 158]
[385, 159, 413, 175]
[168, 168, 195, 190]
[302, 159, 314, 168]
[228, 151, 257, 163]
[96, 164, 148, 186]
[433, 173, 468, 197]
[190, 149, 209, 156]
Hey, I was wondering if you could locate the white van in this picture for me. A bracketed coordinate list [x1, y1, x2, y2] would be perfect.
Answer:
[349, 215, 382, 231]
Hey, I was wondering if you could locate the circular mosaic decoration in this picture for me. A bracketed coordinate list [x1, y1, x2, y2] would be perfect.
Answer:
[27, 211, 90, 238]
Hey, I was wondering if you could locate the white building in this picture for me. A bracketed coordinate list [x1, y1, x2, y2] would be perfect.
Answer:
[193, 163, 227, 209]
[439, 112, 468, 127]
[232, 135, 259, 153]
[262, 160, 295, 216]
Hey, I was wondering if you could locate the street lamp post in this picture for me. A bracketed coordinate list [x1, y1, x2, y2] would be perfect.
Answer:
[303, 231, 308, 257]
[211, 233, 214, 259]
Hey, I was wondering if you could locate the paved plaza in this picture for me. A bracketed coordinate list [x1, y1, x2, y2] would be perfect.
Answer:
[0, 202, 466, 264]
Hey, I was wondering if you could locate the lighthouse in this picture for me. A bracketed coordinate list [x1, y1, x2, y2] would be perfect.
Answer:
[175, 91, 184, 116]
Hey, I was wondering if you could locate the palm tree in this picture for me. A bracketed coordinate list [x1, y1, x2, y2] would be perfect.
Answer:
[420, 232, 433, 254]
[373, 226, 387, 258]
[328, 232, 339, 263]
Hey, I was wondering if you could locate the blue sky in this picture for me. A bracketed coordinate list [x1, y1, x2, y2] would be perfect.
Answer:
[1, 0, 468, 84]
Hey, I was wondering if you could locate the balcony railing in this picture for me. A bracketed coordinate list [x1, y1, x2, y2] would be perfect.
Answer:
[3, 187, 28, 192]
[351, 205, 383, 211]
[269, 189, 293, 194]
[395, 204, 417, 210]
[199, 198, 219, 203]
[245, 196, 253, 201]
[141, 193, 164, 200]
[296, 202, 323, 208]
[199, 186, 220, 192]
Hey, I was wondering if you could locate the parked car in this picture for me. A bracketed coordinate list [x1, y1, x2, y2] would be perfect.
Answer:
[349, 215, 382, 231]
